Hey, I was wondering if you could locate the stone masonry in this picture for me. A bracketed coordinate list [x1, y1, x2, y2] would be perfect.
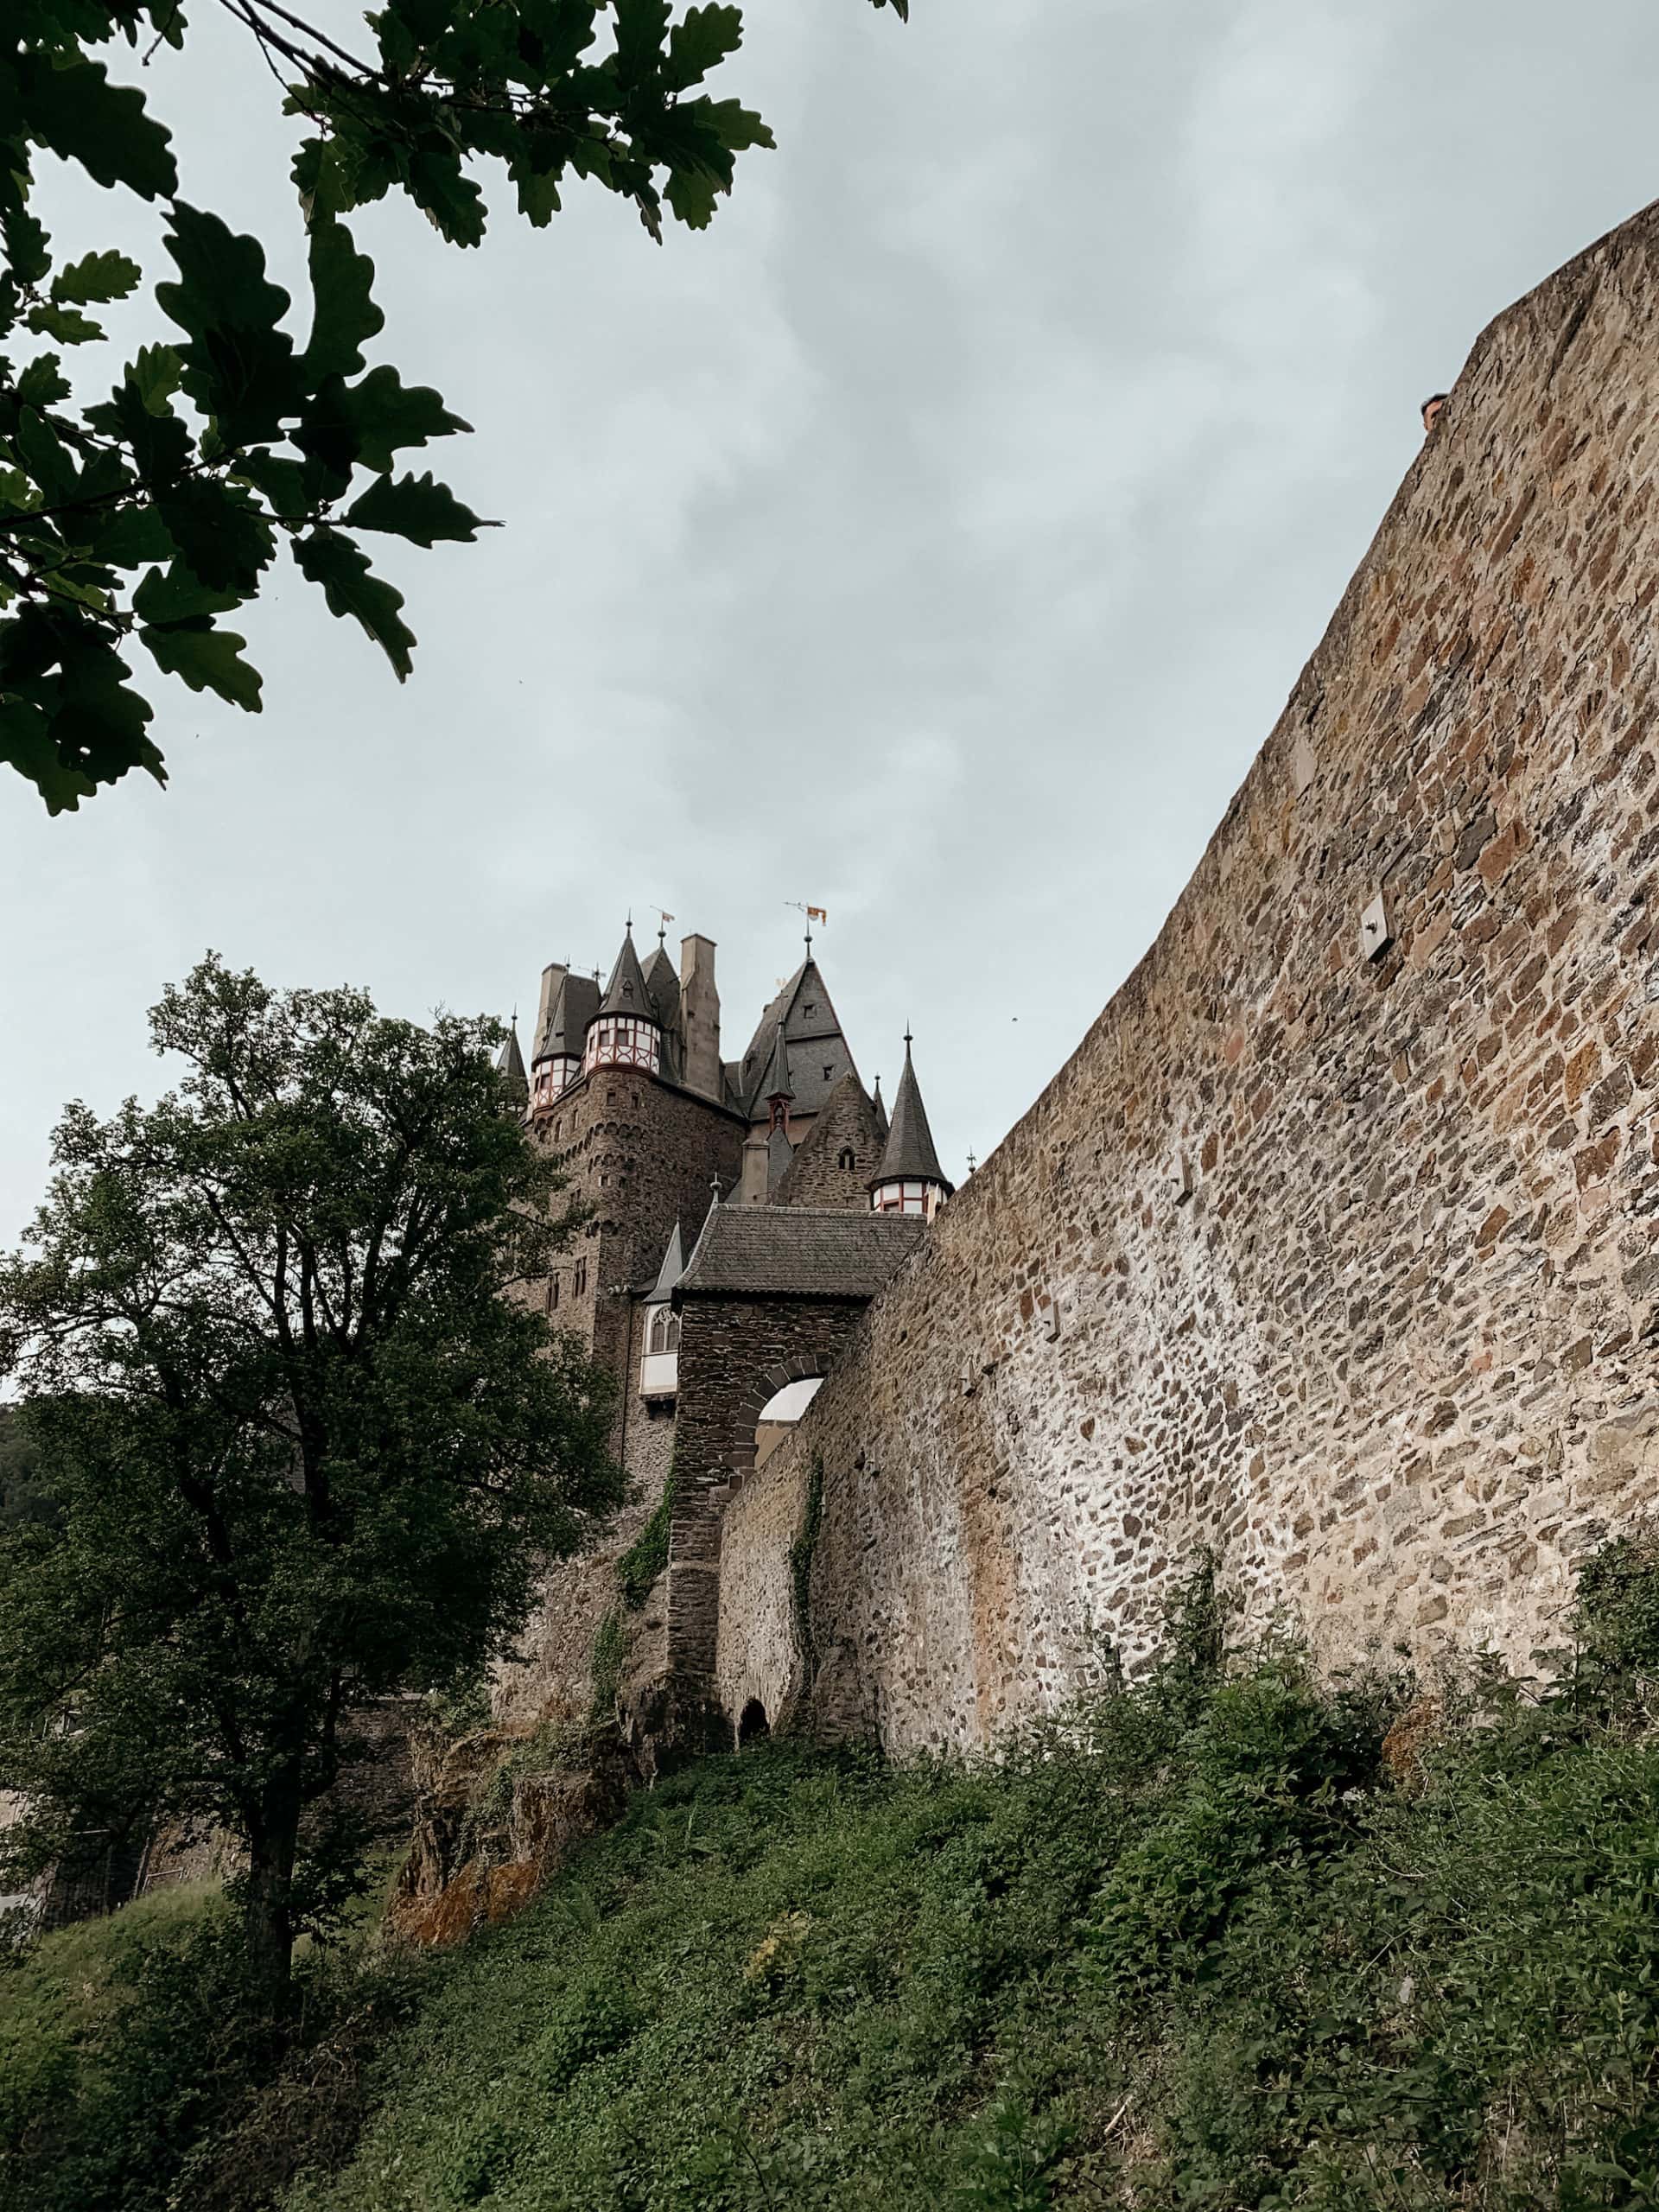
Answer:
[714, 200, 1659, 1754]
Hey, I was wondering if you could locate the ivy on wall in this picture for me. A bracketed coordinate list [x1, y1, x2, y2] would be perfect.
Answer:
[617, 1473, 673, 1611]
[788, 1457, 826, 1688]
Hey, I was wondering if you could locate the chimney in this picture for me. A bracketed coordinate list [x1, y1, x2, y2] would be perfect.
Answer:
[533, 962, 567, 1060]
[679, 934, 721, 1102]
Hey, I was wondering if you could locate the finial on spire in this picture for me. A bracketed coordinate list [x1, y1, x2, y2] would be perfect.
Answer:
[904, 1022, 914, 1053]
[625, 911, 633, 935]
[967, 1148, 977, 1176]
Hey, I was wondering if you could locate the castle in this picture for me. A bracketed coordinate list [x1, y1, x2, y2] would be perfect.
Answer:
[491, 924, 956, 1745]
[497, 200, 1659, 1764]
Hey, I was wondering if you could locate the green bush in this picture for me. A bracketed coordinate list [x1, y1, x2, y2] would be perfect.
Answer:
[15, 1548, 1659, 2209]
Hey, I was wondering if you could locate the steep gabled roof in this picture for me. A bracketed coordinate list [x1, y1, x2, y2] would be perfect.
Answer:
[776, 1072, 885, 1208]
[640, 942, 681, 1033]
[677, 1204, 925, 1300]
[734, 957, 858, 1119]
[870, 1038, 951, 1194]
[598, 925, 654, 1022]
[533, 972, 600, 1063]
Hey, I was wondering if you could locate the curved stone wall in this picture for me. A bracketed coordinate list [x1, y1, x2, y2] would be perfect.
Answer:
[717, 200, 1659, 1752]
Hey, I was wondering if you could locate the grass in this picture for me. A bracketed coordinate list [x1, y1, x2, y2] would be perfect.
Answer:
[10, 1549, 1659, 2209]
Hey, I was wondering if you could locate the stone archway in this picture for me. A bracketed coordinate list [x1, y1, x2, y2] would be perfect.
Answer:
[728, 1356, 831, 1482]
[662, 1294, 867, 1691]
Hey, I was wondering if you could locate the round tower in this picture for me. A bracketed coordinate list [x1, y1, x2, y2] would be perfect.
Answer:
[868, 1030, 953, 1220]
[582, 923, 663, 1077]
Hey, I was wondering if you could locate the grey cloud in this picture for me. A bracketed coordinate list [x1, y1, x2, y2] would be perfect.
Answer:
[3, 0, 1658, 1246]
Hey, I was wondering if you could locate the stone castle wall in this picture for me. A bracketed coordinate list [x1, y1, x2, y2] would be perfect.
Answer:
[715, 200, 1659, 1753]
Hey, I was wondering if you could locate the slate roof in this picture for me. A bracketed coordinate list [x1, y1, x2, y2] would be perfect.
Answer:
[871, 1040, 951, 1194]
[534, 973, 599, 1063]
[677, 1205, 925, 1300]
[645, 1221, 685, 1301]
[640, 943, 682, 1035]
[598, 926, 654, 1021]
[495, 1025, 528, 1101]
[733, 958, 860, 1120]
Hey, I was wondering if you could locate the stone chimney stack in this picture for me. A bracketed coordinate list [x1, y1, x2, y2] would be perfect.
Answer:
[679, 934, 721, 1102]
[534, 961, 568, 1055]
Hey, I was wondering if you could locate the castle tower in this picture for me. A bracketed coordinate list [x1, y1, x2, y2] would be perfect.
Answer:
[530, 968, 599, 1114]
[869, 1033, 952, 1219]
[583, 924, 661, 1077]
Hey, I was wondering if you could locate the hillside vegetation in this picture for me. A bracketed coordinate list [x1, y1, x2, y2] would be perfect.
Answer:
[7, 1550, 1659, 2210]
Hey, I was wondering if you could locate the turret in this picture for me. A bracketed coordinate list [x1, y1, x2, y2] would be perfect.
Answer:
[495, 1022, 529, 1111]
[869, 1031, 952, 1220]
[582, 922, 663, 1077]
[531, 967, 598, 1112]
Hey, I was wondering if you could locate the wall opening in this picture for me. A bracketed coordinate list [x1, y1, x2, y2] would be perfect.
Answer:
[738, 1699, 770, 1747]
[753, 1376, 823, 1472]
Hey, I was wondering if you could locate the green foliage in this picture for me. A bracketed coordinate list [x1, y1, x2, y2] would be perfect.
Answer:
[788, 1452, 825, 1681]
[2, 0, 909, 810]
[0, 1878, 415, 2212]
[617, 1473, 672, 1609]
[0, 956, 618, 1991]
[1567, 1516, 1659, 1713]
[590, 1607, 626, 1721]
[0, 1402, 56, 1531]
[20, 1544, 1659, 2208]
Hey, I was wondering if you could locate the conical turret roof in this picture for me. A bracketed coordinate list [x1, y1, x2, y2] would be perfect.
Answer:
[869, 1035, 950, 1196]
[495, 1023, 529, 1105]
[597, 923, 655, 1023]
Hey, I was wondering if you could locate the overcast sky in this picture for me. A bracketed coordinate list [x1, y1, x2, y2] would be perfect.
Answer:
[3, 0, 1658, 1245]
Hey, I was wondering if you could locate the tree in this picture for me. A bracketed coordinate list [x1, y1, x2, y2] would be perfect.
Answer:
[0, 956, 619, 1993]
[0, 1403, 53, 1530]
[1, 0, 908, 813]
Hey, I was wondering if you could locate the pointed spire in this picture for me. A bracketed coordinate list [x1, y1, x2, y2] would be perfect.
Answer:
[869, 1033, 951, 1198]
[495, 1021, 529, 1107]
[872, 1072, 888, 1143]
[596, 919, 655, 1024]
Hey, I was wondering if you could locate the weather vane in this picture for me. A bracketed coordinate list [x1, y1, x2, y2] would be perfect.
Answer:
[785, 900, 829, 951]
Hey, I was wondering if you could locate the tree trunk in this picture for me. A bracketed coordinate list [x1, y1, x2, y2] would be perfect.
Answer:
[243, 1775, 302, 2004]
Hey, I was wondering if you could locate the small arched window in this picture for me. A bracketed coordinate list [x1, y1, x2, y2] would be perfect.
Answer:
[647, 1305, 681, 1356]
[838, 1147, 856, 1172]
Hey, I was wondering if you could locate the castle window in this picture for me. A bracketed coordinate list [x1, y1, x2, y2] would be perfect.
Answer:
[584, 1017, 660, 1077]
[575, 1258, 588, 1296]
[838, 1147, 856, 1172]
[641, 1301, 679, 1396]
[823, 1065, 833, 1080]
[874, 1179, 934, 1218]
[549, 1273, 560, 1309]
